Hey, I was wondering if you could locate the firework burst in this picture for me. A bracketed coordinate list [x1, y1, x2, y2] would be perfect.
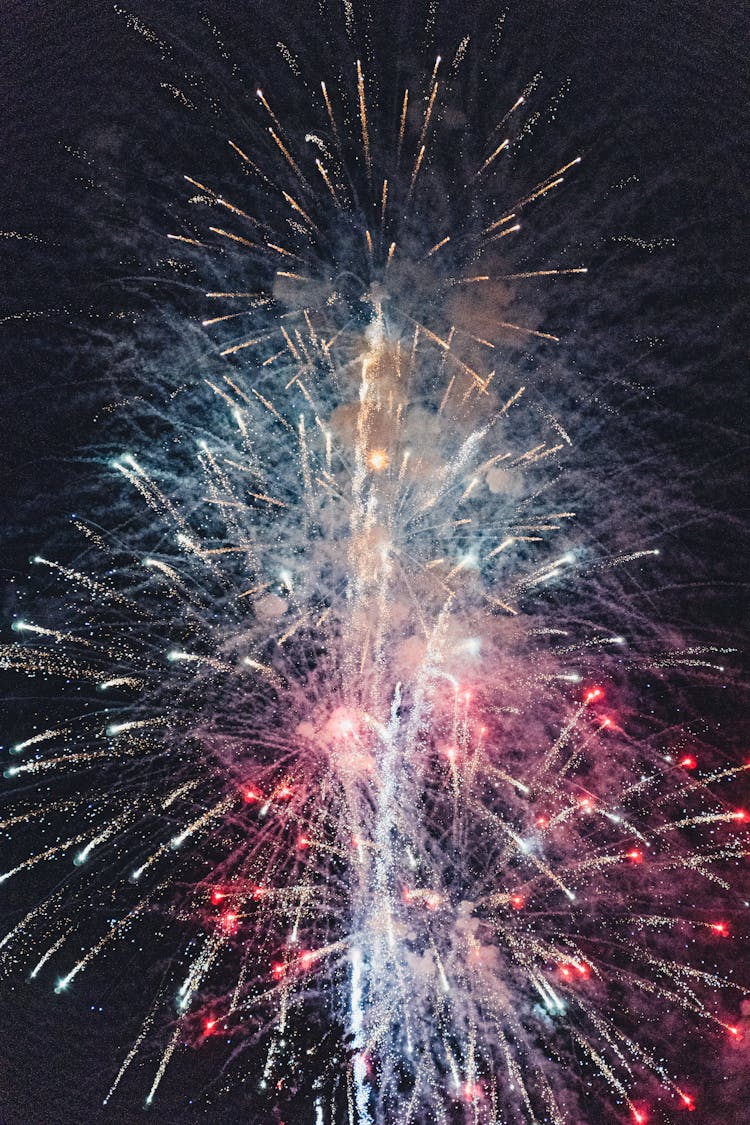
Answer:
[1, 5, 747, 1123]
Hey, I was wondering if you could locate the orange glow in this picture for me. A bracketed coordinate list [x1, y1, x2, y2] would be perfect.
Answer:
[367, 448, 389, 472]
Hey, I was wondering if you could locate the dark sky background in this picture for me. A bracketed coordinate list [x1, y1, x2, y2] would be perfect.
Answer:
[0, 1, 748, 1122]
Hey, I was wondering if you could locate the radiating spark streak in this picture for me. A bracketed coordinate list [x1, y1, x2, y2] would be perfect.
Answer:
[11, 620, 95, 646]
[183, 176, 258, 226]
[0, 644, 100, 681]
[268, 127, 307, 185]
[485, 222, 521, 245]
[103, 998, 160, 1105]
[475, 137, 509, 178]
[255, 88, 283, 131]
[315, 158, 341, 206]
[282, 189, 320, 232]
[202, 312, 251, 326]
[320, 81, 341, 146]
[106, 717, 163, 736]
[166, 233, 203, 247]
[356, 60, 372, 183]
[0, 832, 88, 885]
[209, 226, 258, 250]
[29, 930, 71, 979]
[11, 727, 68, 755]
[248, 491, 288, 509]
[170, 797, 235, 850]
[31, 556, 134, 609]
[397, 89, 409, 160]
[145, 1026, 182, 1106]
[498, 320, 560, 342]
[592, 548, 661, 570]
[227, 140, 272, 184]
[426, 236, 450, 257]
[498, 267, 589, 278]
[5, 748, 131, 778]
[0, 894, 63, 955]
[350, 949, 373, 1123]
[418, 81, 439, 152]
[55, 897, 150, 991]
[408, 145, 426, 196]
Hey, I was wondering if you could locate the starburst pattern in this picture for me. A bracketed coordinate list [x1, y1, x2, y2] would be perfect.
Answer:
[1, 7, 747, 1123]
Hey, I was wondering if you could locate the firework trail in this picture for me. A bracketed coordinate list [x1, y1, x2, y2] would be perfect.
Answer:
[1, 5, 747, 1123]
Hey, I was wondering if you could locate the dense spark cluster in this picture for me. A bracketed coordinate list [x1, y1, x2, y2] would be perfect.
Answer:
[1, 9, 747, 1124]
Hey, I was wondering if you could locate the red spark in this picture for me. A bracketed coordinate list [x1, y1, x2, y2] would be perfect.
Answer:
[220, 910, 238, 935]
[275, 784, 293, 799]
[679, 755, 697, 770]
[510, 895, 525, 910]
[243, 788, 260, 803]
[632, 1109, 648, 1124]
[733, 809, 749, 823]
[272, 962, 286, 979]
[211, 889, 226, 904]
[626, 849, 644, 863]
[299, 951, 315, 969]
[536, 815, 549, 828]
[710, 922, 729, 936]
[203, 1017, 217, 1035]
[583, 686, 604, 704]
[297, 835, 310, 849]
[679, 1092, 695, 1111]
[728, 1025, 742, 1039]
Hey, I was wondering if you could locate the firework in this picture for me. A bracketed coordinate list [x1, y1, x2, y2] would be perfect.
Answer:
[1, 6, 747, 1124]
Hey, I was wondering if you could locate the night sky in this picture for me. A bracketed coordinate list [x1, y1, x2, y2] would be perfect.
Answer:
[1, 2, 748, 1122]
